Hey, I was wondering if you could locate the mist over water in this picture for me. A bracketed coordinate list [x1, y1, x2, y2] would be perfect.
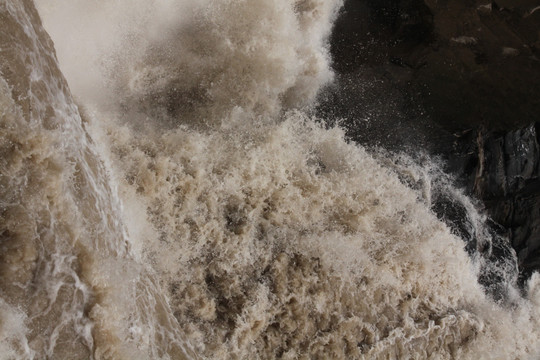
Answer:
[1, 0, 539, 358]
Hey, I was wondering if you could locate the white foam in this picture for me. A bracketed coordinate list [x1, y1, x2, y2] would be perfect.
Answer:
[21, 0, 540, 358]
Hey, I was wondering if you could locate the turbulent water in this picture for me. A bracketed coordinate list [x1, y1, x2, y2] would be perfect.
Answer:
[1, 0, 540, 358]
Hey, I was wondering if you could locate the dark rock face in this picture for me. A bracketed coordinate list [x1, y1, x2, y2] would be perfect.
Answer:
[324, 0, 540, 281]
[470, 124, 540, 281]
[331, 0, 540, 130]
[332, 0, 540, 129]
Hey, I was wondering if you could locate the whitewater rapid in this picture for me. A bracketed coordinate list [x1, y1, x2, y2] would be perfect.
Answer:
[0, 0, 539, 358]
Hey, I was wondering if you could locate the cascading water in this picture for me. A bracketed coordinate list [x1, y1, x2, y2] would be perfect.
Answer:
[0, 1, 194, 358]
[0, 0, 539, 358]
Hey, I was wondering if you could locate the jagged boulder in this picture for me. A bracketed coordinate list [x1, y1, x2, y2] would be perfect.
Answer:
[470, 124, 540, 280]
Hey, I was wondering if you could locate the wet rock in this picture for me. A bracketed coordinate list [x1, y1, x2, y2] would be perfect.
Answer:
[470, 124, 540, 281]
[330, 0, 540, 131]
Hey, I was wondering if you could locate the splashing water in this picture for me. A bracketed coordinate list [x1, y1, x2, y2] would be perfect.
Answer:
[0, 1, 194, 358]
[0, 0, 539, 358]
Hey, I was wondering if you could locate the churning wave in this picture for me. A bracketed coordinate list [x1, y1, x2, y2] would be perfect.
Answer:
[0, 0, 539, 358]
